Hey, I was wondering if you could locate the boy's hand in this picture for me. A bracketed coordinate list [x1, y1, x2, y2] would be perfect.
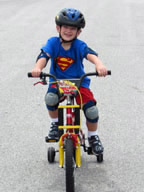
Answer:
[32, 67, 42, 77]
[31, 57, 47, 77]
[96, 63, 107, 77]
[87, 54, 107, 77]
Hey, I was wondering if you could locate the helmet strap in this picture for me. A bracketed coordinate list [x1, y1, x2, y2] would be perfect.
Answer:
[59, 34, 77, 43]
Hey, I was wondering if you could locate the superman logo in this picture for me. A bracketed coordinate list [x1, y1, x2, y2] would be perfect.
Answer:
[56, 56, 74, 71]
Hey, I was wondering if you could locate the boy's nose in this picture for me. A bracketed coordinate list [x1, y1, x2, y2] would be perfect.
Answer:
[66, 28, 71, 32]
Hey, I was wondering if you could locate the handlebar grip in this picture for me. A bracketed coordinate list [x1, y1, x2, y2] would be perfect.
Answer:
[28, 72, 33, 77]
[27, 72, 44, 78]
[107, 70, 111, 75]
[92, 70, 111, 76]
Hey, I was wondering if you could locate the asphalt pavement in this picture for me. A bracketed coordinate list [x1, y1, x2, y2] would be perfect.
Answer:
[0, 0, 144, 191]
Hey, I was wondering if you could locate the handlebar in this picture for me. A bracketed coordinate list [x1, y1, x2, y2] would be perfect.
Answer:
[28, 72, 57, 80]
[28, 71, 111, 95]
[28, 71, 111, 79]
[78, 71, 111, 87]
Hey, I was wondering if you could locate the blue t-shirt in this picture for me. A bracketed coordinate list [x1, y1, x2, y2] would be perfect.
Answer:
[42, 37, 96, 88]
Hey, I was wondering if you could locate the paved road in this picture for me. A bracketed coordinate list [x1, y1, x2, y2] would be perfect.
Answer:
[0, 0, 144, 191]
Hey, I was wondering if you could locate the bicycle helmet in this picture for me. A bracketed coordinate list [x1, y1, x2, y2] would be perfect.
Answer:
[55, 8, 85, 28]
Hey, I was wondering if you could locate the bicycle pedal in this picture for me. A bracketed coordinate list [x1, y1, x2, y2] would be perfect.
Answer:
[45, 136, 59, 143]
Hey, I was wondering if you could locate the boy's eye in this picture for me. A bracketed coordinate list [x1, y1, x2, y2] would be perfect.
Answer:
[71, 27, 77, 30]
[63, 25, 77, 31]
[63, 25, 68, 29]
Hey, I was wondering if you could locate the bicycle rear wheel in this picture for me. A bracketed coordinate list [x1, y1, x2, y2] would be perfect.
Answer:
[65, 138, 75, 192]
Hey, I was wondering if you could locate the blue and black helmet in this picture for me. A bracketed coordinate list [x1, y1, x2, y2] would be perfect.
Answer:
[55, 8, 85, 28]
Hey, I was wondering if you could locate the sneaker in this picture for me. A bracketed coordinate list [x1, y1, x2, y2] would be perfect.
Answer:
[88, 135, 104, 155]
[48, 122, 59, 139]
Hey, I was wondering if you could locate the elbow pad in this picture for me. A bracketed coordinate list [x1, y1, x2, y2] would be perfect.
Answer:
[36, 49, 50, 63]
[85, 47, 98, 58]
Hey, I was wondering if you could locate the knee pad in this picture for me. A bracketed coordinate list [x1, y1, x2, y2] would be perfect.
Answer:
[45, 92, 59, 106]
[45, 87, 59, 110]
[83, 101, 99, 123]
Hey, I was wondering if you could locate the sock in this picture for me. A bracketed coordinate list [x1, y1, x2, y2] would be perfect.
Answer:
[50, 117, 58, 123]
[88, 130, 98, 138]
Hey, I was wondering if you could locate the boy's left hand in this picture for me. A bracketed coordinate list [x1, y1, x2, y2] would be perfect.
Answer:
[87, 54, 108, 76]
[96, 63, 107, 77]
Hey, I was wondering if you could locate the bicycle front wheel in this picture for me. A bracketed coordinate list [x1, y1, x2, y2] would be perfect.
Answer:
[65, 138, 75, 192]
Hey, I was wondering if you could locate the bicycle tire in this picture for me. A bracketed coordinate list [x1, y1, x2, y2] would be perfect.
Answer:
[65, 138, 75, 192]
[58, 108, 64, 138]
[74, 108, 80, 134]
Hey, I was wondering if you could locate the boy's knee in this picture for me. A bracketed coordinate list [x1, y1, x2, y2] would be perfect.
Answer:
[45, 87, 59, 110]
[45, 92, 59, 106]
[83, 101, 99, 123]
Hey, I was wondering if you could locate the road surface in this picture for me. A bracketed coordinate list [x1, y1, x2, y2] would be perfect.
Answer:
[0, 0, 144, 191]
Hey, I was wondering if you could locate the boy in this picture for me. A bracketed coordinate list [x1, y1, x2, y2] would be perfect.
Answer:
[32, 8, 108, 155]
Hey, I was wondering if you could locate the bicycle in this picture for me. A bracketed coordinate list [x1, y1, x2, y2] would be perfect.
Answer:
[28, 71, 111, 192]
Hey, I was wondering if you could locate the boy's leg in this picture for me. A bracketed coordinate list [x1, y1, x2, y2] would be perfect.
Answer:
[84, 106, 104, 155]
[86, 120, 98, 135]
[48, 109, 58, 118]
[76, 87, 104, 154]
[45, 87, 59, 139]
[48, 109, 59, 139]
[86, 121, 104, 154]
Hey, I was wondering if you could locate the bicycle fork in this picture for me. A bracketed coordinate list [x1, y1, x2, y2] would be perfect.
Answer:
[59, 134, 81, 168]
[58, 101, 81, 168]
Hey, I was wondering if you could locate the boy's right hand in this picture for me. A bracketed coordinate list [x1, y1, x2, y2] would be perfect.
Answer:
[32, 67, 42, 77]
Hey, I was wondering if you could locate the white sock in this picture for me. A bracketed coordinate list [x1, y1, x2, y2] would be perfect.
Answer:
[50, 117, 58, 123]
[88, 130, 98, 138]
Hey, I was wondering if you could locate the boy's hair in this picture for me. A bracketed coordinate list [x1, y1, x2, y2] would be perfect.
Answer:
[55, 8, 85, 29]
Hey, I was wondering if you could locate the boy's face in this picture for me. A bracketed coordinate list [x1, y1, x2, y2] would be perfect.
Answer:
[56, 25, 81, 41]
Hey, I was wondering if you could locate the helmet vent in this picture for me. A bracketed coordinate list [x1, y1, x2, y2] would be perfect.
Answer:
[72, 14, 75, 18]
[63, 12, 66, 16]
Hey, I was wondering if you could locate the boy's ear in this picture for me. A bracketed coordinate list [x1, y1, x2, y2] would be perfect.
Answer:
[56, 25, 60, 33]
[77, 29, 82, 37]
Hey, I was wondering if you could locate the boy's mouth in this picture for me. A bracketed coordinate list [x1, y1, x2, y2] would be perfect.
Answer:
[60, 31, 77, 42]
[63, 33, 73, 38]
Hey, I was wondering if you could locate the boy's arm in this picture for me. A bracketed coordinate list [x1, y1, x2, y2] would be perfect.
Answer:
[32, 52, 50, 77]
[32, 58, 47, 77]
[87, 54, 107, 76]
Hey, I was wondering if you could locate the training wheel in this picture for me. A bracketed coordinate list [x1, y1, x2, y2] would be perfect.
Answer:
[47, 147, 55, 163]
[97, 153, 103, 163]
